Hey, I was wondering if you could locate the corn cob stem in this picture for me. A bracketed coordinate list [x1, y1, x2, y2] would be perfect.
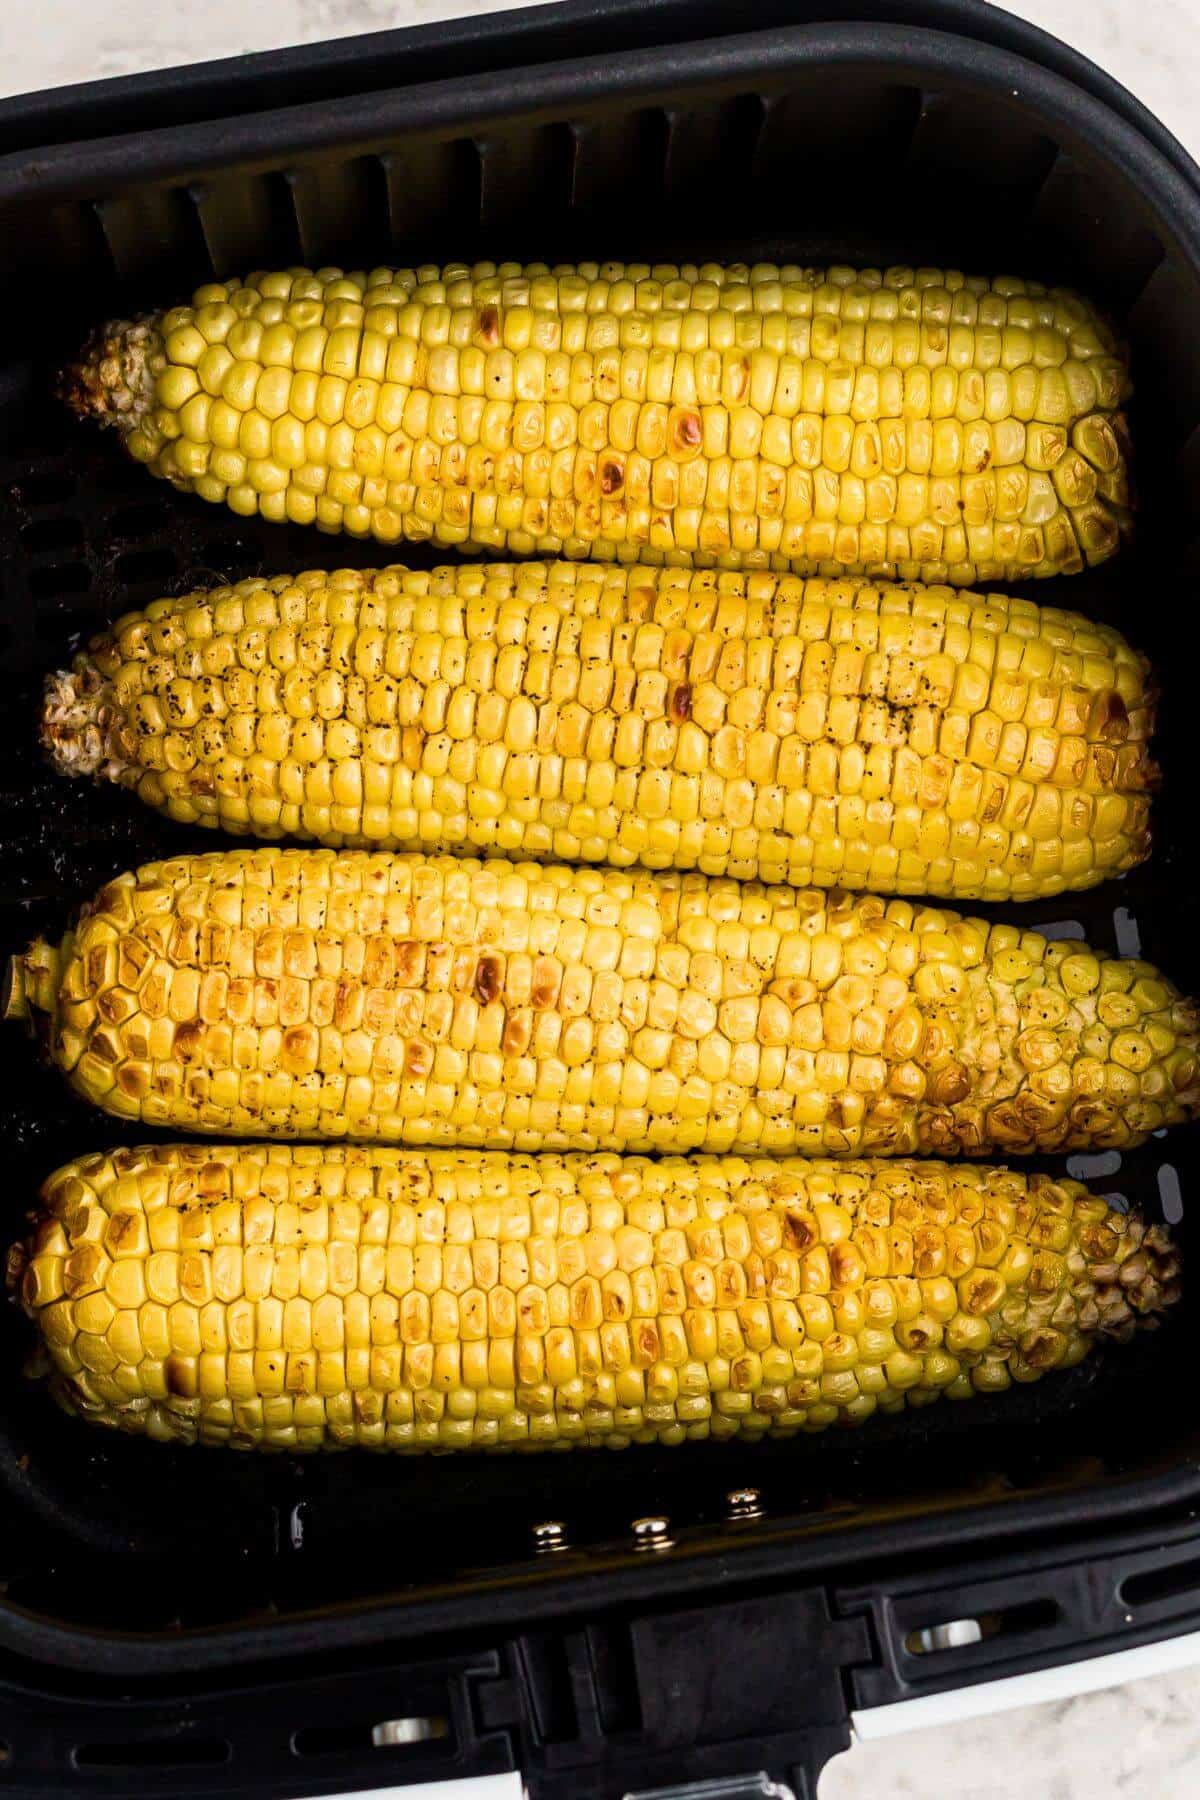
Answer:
[41, 564, 1156, 901]
[9, 850, 1198, 1155]
[61, 263, 1133, 585]
[10, 1146, 1180, 1452]
[59, 318, 160, 430]
[4, 938, 60, 1025]
[43, 664, 128, 781]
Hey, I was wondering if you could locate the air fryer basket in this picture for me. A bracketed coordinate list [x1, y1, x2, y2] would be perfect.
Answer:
[1, 0, 1200, 1726]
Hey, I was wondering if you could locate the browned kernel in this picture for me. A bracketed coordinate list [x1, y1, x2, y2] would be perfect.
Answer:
[473, 956, 502, 1007]
[669, 682, 692, 723]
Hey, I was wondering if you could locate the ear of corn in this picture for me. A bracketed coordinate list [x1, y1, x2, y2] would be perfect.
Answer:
[7, 850, 1197, 1156]
[61, 262, 1133, 586]
[42, 562, 1155, 902]
[9, 1145, 1179, 1452]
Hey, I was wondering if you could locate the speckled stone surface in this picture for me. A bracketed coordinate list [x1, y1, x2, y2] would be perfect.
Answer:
[823, 1666, 1200, 1799]
[4, 3, 1199, 1796]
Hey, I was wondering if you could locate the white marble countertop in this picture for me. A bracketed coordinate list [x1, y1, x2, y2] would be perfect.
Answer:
[3, 3, 1198, 1797]
[824, 1665, 1200, 1800]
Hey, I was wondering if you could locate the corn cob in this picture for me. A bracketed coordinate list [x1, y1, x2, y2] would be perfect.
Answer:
[6, 850, 1197, 1156]
[42, 563, 1155, 902]
[9, 1146, 1178, 1452]
[61, 262, 1133, 586]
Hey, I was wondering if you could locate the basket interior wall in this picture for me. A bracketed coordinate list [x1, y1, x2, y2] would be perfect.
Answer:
[0, 35, 1197, 1648]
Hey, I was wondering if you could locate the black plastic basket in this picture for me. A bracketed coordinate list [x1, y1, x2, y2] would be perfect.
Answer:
[1, 3, 1200, 1795]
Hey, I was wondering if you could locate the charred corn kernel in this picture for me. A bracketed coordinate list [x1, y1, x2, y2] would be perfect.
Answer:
[9, 1146, 1176, 1450]
[7, 850, 1198, 1156]
[42, 562, 1156, 901]
[62, 264, 1133, 584]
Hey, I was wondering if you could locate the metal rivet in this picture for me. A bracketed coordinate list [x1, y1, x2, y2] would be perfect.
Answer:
[632, 1515, 674, 1551]
[531, 1520, 568, 1554]
[726, 1487, 764, 1520]
[371, 1717, 446, 1747]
